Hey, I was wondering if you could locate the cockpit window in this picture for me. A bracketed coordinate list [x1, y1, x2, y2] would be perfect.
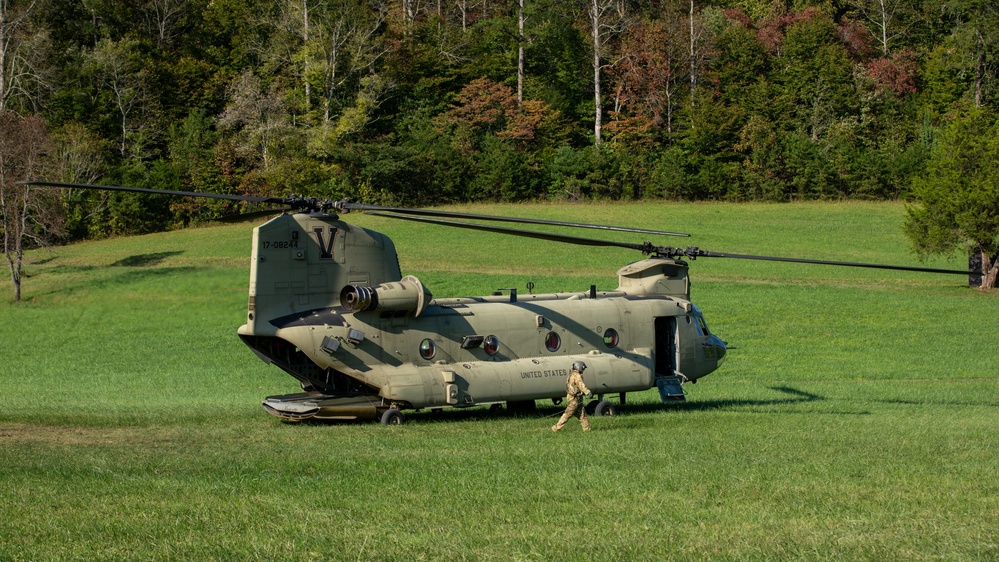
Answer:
[690, 305, 711, 336]
[695, 315, 710, 336]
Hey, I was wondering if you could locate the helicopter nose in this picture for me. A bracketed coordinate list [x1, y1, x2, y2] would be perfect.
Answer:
[711, 335, 727, 365]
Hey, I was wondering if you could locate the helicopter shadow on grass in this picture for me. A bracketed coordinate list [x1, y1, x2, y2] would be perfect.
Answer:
[869, 396, 999, 408]
[33, 251, 192, 298]
[110, 251, 184, 267]
[27, 255, 58, 266]
[316, 385, 851, 426]
[576, 385, 851, 418]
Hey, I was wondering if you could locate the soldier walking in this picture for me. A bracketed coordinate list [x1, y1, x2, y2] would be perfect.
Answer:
[552, 361, 593, 432]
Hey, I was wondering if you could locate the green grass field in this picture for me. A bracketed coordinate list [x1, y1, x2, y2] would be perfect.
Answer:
[2, 201, 997, 560]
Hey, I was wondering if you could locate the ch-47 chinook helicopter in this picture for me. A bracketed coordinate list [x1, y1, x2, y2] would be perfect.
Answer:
[29, 181, 979, 425]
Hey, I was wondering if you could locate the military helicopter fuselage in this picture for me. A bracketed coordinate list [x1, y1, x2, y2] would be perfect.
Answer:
[237, 212, 727, 422]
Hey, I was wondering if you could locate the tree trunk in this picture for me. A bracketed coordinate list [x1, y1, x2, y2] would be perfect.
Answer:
[0, 1, 7, 112]
[878, 0, 888, 55]
[517, 0, 525, 107]
[975, 29, 984, 108]
[981, 251, 998, 291]
[303, 0, 310, 111]
[591, 0, 602, 147]
[4, 227, 22, 302]
[689, 0, 695, 92]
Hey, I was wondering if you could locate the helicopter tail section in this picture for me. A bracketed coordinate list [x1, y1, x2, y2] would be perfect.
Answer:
[241, 212, 403, 338]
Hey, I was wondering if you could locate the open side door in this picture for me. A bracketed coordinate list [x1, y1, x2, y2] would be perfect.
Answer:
[654, 316, 685, 401]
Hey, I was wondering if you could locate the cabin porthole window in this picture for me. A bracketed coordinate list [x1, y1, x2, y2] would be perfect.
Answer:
[419, 338, 436, 360]
[603, 328, 619, 348]
[545, 331, 561, 352]
[484, 335, 500, 356]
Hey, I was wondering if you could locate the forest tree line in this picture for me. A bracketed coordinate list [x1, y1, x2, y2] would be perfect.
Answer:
[0, 0, 997, 240]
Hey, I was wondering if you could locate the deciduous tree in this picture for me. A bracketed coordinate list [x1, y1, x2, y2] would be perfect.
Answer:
[585, 0, 628, 146]
[0, 111, 60, 302]
[850, 0, 915, 56]
[307, 0, 388, 124]
[610, 17, 688, 142]
[217, 70, 290, 171]
[0, 0, 49, 113]
[85, 37, 150, 158]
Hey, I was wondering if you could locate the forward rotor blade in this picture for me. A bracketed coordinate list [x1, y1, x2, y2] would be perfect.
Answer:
[348, 202, 689, 237]
[366, 212, 652, 251]
[22, 181, 289, 206]
[688, 249, 980, 276]
[375, 213, 980, 276]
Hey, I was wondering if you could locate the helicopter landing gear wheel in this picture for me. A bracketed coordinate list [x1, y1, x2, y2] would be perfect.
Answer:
[380, 409, 405, 425]
[593, 400, 616, 417]
[489, 403, 503, 414]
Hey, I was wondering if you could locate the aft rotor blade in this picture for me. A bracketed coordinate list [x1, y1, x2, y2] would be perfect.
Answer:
[22, 181, 288, 205]
[218, 207, 295, 222]
[690, 249, 980, 276]
[367, 212, 654, 251]
[347, 202, 689, 237]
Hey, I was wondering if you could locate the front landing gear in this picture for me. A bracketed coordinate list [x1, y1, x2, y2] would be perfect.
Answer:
[585, 393, 624, 416]
[593, 400, 617, 417]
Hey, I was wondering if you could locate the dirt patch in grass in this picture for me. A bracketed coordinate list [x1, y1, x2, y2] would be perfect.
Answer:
[0, 423, 170, 447]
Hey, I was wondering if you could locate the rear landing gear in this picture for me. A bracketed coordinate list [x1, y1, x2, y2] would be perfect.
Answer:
[380, 409, 404, 425]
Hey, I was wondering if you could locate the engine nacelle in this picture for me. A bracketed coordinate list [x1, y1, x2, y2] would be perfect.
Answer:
[339, 275, 432, 317]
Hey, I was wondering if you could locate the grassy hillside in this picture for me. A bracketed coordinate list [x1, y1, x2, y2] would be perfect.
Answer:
[1, 202, 997, 560]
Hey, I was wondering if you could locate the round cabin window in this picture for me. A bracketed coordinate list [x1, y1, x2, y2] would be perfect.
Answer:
[603, 328, 619, 348]
[484, 335, 500, 356]
[419, 338, 436, 360]
[545, 331, 561, 352]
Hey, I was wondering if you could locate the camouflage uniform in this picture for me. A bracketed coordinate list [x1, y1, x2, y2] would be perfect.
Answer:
[552, 368, 592, 432]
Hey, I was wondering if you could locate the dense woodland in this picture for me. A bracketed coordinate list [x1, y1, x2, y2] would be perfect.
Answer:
[0, 0, 997, 240]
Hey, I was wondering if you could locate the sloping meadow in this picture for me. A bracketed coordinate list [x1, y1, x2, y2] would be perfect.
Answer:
[2, 202, 996, 560]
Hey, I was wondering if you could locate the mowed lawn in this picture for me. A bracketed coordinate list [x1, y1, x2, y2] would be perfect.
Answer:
[1, 201, 997, 560]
